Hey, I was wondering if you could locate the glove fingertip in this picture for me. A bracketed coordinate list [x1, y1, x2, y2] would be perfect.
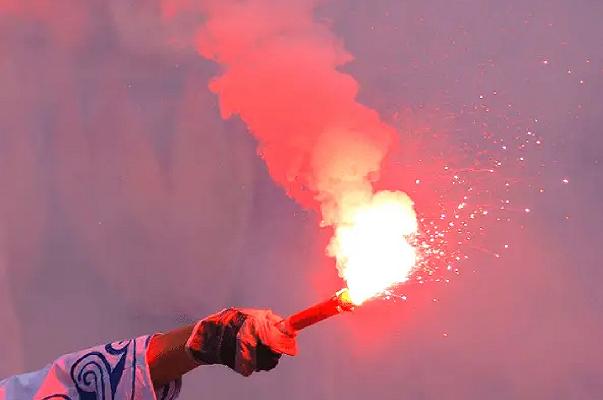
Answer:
[281, 346, 298, 357]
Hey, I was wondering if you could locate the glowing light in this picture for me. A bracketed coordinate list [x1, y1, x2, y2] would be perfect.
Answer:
[328, 190, 418, 305]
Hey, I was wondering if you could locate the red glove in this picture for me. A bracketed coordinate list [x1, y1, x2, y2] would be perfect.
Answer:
[185, 308, 297, 377]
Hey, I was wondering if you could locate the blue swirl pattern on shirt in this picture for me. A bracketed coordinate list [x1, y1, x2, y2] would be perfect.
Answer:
[70, 340, 131, 400]
[1, 335, 181, 400]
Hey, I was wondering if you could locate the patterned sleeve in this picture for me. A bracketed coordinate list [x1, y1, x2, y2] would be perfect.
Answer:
[0, 335, 181, 400]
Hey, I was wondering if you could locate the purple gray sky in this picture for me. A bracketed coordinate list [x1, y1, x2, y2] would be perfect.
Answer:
[0, 1, 601, 399]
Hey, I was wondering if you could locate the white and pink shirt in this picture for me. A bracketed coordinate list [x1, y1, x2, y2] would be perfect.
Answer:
[0, 335, 181, 400]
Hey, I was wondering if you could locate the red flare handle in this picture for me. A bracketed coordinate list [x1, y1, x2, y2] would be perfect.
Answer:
[284, 288, 354, 331]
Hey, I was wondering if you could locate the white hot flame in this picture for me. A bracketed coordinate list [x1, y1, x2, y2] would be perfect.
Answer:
[327, 190, 419, 305]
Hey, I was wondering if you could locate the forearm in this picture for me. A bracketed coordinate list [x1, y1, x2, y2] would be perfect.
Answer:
[147, 324, 202, 388]
[2, 309, 295, 399]
[146, 308, 296, 387]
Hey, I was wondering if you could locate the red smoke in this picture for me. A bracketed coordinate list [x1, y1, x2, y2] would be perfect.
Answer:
[166, 0, 399, 222]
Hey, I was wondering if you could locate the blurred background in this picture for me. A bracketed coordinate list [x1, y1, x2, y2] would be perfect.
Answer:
[0, 0, 601, 399]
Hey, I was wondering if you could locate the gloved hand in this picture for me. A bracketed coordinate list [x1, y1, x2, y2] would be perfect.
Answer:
[185, 308, 297, 377]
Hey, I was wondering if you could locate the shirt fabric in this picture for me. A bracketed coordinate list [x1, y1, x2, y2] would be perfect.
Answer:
[0, 335, 181, 400]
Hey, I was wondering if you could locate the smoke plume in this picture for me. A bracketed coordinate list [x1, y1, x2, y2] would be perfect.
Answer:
[170, 0, 399, 228]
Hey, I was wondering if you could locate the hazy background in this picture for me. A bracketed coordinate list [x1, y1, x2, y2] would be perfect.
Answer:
[0, 0, 602, 399]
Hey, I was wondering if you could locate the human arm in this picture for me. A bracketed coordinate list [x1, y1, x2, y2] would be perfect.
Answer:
[0, 308, 296, 400]
[147, 324, 199, 389]
[148, 308, 297, 385]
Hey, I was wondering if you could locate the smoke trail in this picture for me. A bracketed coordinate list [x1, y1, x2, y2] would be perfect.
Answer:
[168, 0, 402, 231]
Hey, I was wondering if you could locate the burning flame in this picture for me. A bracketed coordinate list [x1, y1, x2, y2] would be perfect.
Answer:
[328, 190, 419, 305]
